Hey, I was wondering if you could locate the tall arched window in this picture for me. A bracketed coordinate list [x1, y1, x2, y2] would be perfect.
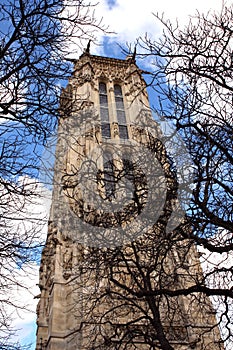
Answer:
[114, 84, 128, 139]
[99, 82, 111, 138]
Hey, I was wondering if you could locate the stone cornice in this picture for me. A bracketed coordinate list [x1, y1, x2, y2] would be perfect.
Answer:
[74, 52, 136, 67]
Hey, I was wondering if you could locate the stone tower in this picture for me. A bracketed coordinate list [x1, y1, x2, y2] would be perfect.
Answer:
[36, 52, 224, 350]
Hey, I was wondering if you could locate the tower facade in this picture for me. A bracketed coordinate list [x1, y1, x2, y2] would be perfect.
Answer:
[36, 52, 223, 350]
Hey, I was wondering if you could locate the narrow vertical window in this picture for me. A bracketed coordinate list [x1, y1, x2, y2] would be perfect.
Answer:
[114, 84, 128, 139]
[103, 152, 115, 199]
[122, 159, 135, 199]
[99, 82, 111, 138]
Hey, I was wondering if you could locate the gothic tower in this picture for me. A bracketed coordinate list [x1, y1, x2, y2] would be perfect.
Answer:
[36, 51, 224, 350]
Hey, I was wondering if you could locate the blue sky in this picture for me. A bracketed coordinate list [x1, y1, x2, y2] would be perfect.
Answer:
[10, 0, 231, 348]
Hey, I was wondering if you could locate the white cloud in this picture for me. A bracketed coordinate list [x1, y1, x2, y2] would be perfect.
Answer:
[198, 233, 233, 350]
[6, 263, 40, 348]
[87, 0, 231, 55]
[0, 177, 51, 348]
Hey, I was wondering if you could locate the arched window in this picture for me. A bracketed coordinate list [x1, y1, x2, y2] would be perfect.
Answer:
[114, 84, 128, 139]
[99, 82, 111, 138]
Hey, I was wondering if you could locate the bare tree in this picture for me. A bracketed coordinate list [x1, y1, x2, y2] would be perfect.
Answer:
[0, 0, 106, 347]
[138, 3, 233, 246]
[133, 3, 233, 347]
